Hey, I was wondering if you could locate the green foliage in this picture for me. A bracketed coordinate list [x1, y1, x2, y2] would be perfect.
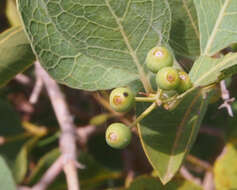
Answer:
[0, 26, 34, 87]
[18, 0, 171, 90]
[127, 176, 202, 190]
[168, 0, 200, 58]
[137, 89, 209, 184]
[214, 140, 237, 190]
[0, 156, 16, 190]
[194, 0, 237, 56]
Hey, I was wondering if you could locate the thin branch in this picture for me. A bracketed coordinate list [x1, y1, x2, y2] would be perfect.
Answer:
[186, 155, 212, 171]
[29, 76, 43, 104]
[180, 166, 202, 186]
[203, 171, 215, 190]
[14, 74, 31, 86]
[35, 61, 80, 190]
[31, 156, 64, 190]
[218, 80, 235, 117]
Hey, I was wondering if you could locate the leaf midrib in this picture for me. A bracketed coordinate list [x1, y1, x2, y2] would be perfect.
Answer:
[163, 92, 201, 183]
[104, 0, 152, 92]
[203, 0, 230, 55]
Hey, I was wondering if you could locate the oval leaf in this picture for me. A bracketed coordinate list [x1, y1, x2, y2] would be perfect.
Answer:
[0, 26, 35, 87]
[136, 89, 208, 184]
[18, 0, 171, 90]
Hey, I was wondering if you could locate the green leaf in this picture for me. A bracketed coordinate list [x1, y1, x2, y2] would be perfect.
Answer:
[214, 141, 237, 190]
[137, 89, 208, 184]
[127, 176, 202, 190]
[189, 53, 237, 86]
[0, 98, 25, 167]
[0, 26, 35, 87]
[13, 137, 40, 183]
[18, 0, 171, 90]
[168, 0, 200, 58]
[0, 156, 16, 190]
[6, 0, 22, 26]
[194, 0, 237, 56]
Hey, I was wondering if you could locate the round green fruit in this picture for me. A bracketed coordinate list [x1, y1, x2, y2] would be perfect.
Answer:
[109, 87, 135, 112]
[176, 71, 192, 93]
[146, 46, 173, 73]
[105, 123, 132, 149]
[156, 67, 180, 90]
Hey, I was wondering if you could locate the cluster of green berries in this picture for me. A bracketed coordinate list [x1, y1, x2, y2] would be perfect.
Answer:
[106, 87, 134, 149]
[105, 46, 193, 149]
[146, 46, 192, 93]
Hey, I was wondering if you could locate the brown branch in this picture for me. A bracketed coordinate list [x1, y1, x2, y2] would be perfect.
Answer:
[35, 61, 80, 190]
[186, 155, 212, 172]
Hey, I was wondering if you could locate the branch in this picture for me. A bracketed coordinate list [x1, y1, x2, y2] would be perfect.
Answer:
[31, 156, 64, 190]
[29, 75, 43, 104]
[218, 80, 235, 117]
[180, 166, 202, 186]
[35, 61, 80, 190]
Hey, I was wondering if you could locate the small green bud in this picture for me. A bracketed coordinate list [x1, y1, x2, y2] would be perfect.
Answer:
[105, 123, 132, 149]
[176, 71, 192, 93]
[156, 67, 180, 90]
[146, 46, 173, 73]
[109, 87, 135, 112]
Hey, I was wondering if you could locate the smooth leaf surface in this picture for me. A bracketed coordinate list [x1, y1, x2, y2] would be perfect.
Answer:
[214, 141, 237, 190]
[13, 137, 39, 183]
[190, 53, 237, 86]
[0, 98, 25, 167]
[0, 156, 16, 190]
[18, 0, 171, 90]
[0, 26, 35, 87]
[137, 89, 208, 184]
[168, 0, 200, 58]
[195, 0, 237, 56]
[127, 176, 202, 190]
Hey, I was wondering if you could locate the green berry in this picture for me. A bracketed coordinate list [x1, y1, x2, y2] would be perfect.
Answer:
[156, 67, 180, 90]
[105, 123, 132, 149]
[109, 87, 135, 112]
[146, 46, 173, 73]
[176, 71, 192, 93]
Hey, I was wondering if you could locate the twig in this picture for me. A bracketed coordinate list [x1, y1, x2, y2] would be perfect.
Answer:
[203, 171, 215, 190]
[92, 93, 132, 126]
[35, 61, 80, 190]
[31, 156, 64, 190]
[14, 74, 31, 86]
[76, 125, 105, 146]
[29, 75, 43, 104]
[186, 155, 212, 171]
[218, 80, 235, 117]
[180, 166, 202, 186]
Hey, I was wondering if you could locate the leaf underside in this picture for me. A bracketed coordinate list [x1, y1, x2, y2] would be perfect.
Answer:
[195, 0, 237, 56]
[18, 0, 171, 91]
[137, 89, 208, 184]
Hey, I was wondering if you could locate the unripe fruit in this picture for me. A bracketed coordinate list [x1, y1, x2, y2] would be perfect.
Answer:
[146, 46, 173, 73]
[105, 123, 132, 149]
[109, 87, 135, 112]
[156, 67, 180, 90]
[176, 71, 192, 93]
